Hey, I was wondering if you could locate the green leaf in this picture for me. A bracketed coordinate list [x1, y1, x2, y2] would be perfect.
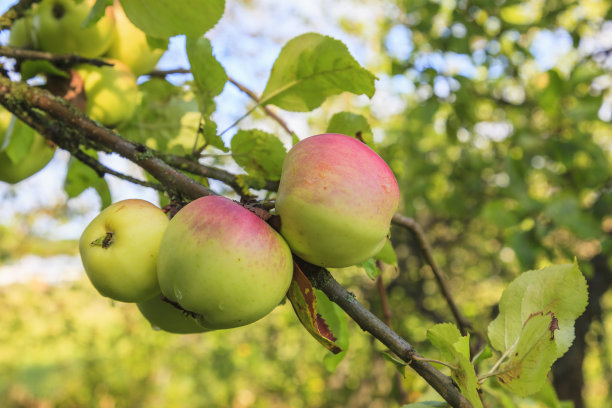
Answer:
[64, 153, 111, 209]
[118, 78, 204, 155]
[326, 112, 374, 148]
[401, 402, 449, 408]
[495, 312, 558, 396]
[359, 258, 380, 280]
[230, 129, 286, 181]
[201, 119, 227, 152]
[381, 351, 407, 377]
[427, 323, 483, 408]
[2, 115, 35, 163]
[374, 238, 398, 266]
[488, 262, 588, 359]
[286, 263, 343, 354]
[472, 345, 493, 367]
[314, 289, 349, 371]
[118, 0, 225, 38]
[82, 0, 113, 28]
[20, 61, 69, 81]
[261, 33, 376, 112]
[186, 36, 227, 117]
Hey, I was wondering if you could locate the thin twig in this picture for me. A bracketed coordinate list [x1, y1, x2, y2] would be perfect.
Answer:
[0, 46, 113, 67]
[71, 149, 165, 191]
[376, 261, 409, 405]
[148, 68, 295, 138]
[392, 213, 473, 335]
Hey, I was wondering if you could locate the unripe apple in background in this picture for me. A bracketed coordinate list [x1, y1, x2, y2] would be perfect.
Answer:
[0, 108, 56, 184]
[75, 60, 140, 127]
[137, 295, 210, 334]
[105, 2, 166, 77]
[157, 196, 294, 330]
[33, 0, 116, 58]
[275, 133, 400, 268]
[8, 11, 36, 49]
[79, 199, 169, 303]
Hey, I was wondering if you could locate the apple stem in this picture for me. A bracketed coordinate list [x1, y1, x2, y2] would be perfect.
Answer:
[90, 232, 114, 249]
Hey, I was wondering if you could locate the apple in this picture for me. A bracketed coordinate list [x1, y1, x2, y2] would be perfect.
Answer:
[33, 0, 115, 58]
[137, 295, 210, 334]
[79, 199, 169, 303]
[105, 2, 166, 77]
[75, 59, 140, 127]
[8, 11, 36, 49]
[157, 195, 294, 330]
[0, 108, 56, 184]
[275, 133, 400, 268]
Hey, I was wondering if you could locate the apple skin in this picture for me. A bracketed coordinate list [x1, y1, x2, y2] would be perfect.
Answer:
[75, 59, 140, 127]
[157, 195, 294, 330]
[275, 133, 400, 268]
[137, 295, 210, 334]
[79, 199, 169, 303]
[33, 0, 115, 58]
[8, 12, 36, 49]
[0, 108, 56, 184]
[105, 3, 166, 77]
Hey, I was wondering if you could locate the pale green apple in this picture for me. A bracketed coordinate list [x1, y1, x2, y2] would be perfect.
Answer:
[275, 133, 400, 268]
[79, 199, 169, 303]
[157, 195, 294, 330]
[8, 11, 36, 49]
[105, 3, 166, 77]
[33, 0, 115, 58]
[137, 295, 210, 334]
[75, 59, 140, 127]
[0, 107, 56, 184]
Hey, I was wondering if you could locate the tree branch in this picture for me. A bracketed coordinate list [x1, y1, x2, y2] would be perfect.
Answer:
[148, 68, 296, 138]
[0, 76, 214, 200]
[0, 0, 41, 30]
[0, 46, 113, 68]
[392, 213, 473, 335]
[301, 262, 472, 408]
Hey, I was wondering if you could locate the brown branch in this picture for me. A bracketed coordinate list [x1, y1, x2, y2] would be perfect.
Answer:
[0, 0, 42, 30]
[0, 46, 113, 67]
[0, 76, 214, 200]
[302, 262, 472, 408]
[148, 68, 295, 138]
[392, 213, 472, 335]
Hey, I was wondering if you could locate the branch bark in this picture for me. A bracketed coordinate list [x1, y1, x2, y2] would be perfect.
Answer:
[301, 263, 472, 407]
[0, 46, 113, 67]
[0, 0, 42, 30]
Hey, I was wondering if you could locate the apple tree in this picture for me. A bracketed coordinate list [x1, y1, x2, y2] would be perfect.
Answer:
[0, 0, 600, 406]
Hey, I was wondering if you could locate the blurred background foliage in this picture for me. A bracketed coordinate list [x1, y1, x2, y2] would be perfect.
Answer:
[1, 0, 612, 406]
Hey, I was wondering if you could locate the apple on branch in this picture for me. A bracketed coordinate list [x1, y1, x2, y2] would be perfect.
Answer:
[157, 195, 294, 330]
[275, 133, 400, 268]
[33, 0, 116, 58]
[79, 199, 169, 303]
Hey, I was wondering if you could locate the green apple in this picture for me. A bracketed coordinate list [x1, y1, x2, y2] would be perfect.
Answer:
[8, 11, 36, 49]
[75, 59, 140, 127]
[137, 295, 210, 334]
[275, 133, 400, 268]
[79, 199, 169, 303]
[157, 195, 294, 330]
[0, 107, 56, 184]
[33, 0, 116, 58]
[105, 3, 166, 77]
